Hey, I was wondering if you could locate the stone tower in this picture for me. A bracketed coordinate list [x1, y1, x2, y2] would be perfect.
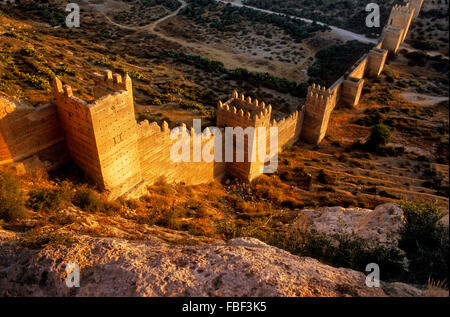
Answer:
[52, 70, 144, 199]
[300, 84, 334, 145]
[216, 91, 272, 181]
[387, 4, 415, 42]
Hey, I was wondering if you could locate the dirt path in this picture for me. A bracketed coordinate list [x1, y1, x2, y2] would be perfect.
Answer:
[400, 92, 449, 106]
[99, 0, 188, 33]
[214, 0, 378, 44]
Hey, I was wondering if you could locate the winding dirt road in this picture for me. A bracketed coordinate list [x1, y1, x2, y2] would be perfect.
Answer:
[214, 0, 377, 44]
[98, 0, 376, 43]
[98, 0, 187, 33]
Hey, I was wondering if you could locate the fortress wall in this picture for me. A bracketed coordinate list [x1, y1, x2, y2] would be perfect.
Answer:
[328, 77, 344, 109]
[137, 121, 217, 185]
[347, 56, 368, 80]
[0, 96, 64, 164]
[0, 0, 424, 193]
[216, 94, 276, 181]
[54, 72, 145, 199]
[228, 92, 272, 117]
[339, 55, 369, 107]
[271, 108, 304, 150]
[92, 71, 132, 99]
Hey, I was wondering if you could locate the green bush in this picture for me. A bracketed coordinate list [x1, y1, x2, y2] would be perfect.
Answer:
[366, 124, 391, 150]
[26, 182, 72, 212]
[73, 187, 104, 212]
[399, 201, 448, 284]
[0, 171, 27, 222]
[410, 38, 439, 51]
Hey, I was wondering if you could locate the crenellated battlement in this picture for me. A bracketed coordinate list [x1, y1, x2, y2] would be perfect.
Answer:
[269, 110, 301, 128]
[217, 91, 272, 128]
[92, 70, 132, 99]
[305, 84, 334, 114]
[230, 90, 272, 115]
[390, 3, 414, 17]
[52, 77, 88, 107]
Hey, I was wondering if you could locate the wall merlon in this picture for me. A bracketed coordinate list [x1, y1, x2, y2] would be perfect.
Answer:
[63, 85, 73, 98]
[162, 120, 169, 132]
[92, 70, 132, 94]
[52, 77, 63, 95]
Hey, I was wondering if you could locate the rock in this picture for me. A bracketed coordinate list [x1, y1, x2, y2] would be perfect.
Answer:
[296, 203, 404, 245]
[0, 234, 423, 297]
[381, 282, 423, 297]
[437, 214, 449, 229]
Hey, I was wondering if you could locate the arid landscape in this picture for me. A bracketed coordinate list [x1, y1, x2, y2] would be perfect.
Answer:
[0, 0, 448, 299]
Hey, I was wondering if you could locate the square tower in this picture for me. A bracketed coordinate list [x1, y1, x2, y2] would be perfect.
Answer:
[216, 91, 272, 181]
[52, 70, 143, 199]
[301, 84, 335, 145]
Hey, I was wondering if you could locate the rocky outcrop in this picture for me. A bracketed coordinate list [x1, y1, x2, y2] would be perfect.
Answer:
[295, 203, 405, 246]
[0, 232, 423, 297]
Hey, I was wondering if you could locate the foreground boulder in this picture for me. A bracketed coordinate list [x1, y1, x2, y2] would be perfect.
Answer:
[296, 203, 404, 246]
[0, 232, 422, 297]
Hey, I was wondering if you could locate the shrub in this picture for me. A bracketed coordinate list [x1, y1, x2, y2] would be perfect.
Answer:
[0, 171, 27, 222]
[410, 38, 439, 51]
[261, 226, 405, 281]
[405, 51, 428, 67]
[24, 73, 50, 90]
[252, 176, 283, 203]
[73, 187, 104, 212]
[366, 124, 391, 150]
[27, 182, 72, 212]
[157, 206, 187, 230]
[399, 201, 448, 284]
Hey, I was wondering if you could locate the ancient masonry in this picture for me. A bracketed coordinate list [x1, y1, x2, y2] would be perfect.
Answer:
[0, 0, 423, 199]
